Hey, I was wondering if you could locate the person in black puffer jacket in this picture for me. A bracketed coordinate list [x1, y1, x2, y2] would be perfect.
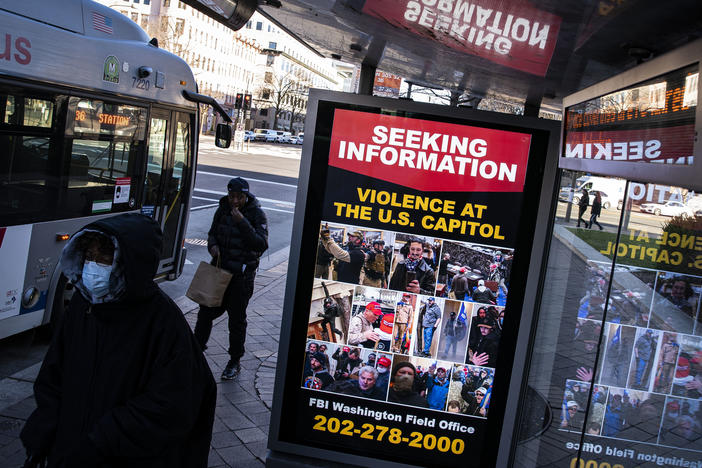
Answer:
[20, 213, 216, 468]
[194, 177, 268, 380]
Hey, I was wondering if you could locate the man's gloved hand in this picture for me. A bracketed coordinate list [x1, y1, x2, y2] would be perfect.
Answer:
[22, 450, 47, 468]
[209, 245, 220, 258]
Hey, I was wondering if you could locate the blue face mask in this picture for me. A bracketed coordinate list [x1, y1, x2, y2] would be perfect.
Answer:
[82, 260, 113, 299]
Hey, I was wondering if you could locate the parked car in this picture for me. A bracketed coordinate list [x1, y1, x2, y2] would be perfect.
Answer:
[295, 133, 304, 145]
[244, 130, 254, 142]
[571, 190, 615, 210]
[253, 128, 278, 142]
[290, 135, 299, 144]
[640, 200, 693, 217]
[277, 131, 292, 143]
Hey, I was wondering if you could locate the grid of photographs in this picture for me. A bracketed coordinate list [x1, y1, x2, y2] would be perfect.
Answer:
[561, 260, 702, 451]
[304, 221, 512, 418]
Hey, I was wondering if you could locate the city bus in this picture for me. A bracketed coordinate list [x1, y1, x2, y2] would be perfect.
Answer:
[0, 0, 231, 339]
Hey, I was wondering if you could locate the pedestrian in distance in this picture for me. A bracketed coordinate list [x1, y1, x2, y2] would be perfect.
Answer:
[20, 213, 216, 468]
[577, 188, 590, 228]
[194, 177, 268, 380]
[588, 191, 604, 230]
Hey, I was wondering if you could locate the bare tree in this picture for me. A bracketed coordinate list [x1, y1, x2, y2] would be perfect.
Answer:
[256, 67, 311, 130]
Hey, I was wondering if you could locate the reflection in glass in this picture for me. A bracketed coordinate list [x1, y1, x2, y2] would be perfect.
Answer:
[515, 172, 702, 466]
[563, 65, 697, 165]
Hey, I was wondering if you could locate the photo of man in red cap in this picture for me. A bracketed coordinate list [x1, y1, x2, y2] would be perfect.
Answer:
[375, 355, 392, 390]
[451, 267, 469, 301]
[348, 301, 383, 347]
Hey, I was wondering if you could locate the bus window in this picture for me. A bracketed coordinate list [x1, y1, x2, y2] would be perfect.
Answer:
[144, 116, 167, 208]
[0, 91, 58, 226]
[4, 96, 53, 128]
[172, 120, 189, 191]
[62, 97, 146, 218]
[160, 116, 190, 259]
[62, 139, 142, 217]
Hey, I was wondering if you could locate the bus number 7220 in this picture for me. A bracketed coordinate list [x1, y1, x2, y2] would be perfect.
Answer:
[132, 77, 150, 90]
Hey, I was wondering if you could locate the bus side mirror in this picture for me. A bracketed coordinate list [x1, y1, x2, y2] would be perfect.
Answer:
[215, 123, 232, 148]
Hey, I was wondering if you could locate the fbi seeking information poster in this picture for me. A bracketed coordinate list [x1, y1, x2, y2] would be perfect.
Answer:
[289, 106, 533, 466]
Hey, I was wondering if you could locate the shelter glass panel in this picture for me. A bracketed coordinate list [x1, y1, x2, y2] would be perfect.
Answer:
[515, 172, 702, 466]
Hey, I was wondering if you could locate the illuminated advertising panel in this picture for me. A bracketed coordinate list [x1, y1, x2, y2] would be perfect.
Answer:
[270, 93, 557, 467]
[563, 65, 698, 166]
[362, 0, 562, 76]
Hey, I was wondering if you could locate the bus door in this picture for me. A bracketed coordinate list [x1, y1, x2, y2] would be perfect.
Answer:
[143, 108, 193, 277]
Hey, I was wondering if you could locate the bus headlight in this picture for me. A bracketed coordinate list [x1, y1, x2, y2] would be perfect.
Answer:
[22, 287, 40, 309]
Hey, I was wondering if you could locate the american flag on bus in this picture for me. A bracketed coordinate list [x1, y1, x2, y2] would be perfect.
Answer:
[92, 12, 113, 34]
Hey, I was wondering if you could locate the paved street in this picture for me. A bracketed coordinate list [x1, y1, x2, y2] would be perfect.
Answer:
[0, 136, 299, 467]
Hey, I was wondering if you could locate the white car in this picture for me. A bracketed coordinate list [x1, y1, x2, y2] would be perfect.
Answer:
[295, 133, 304, 145]
[640, 200, 693, 217]
[277, 131, 292, 143]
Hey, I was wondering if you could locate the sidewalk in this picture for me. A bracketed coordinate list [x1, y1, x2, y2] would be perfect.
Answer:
[0, 253, 289, 468]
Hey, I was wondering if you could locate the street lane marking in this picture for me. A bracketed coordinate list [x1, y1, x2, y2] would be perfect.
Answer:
[190, 197, 294, 214]
[261, 206, 295, 214]
[197, 170, 297, 188]
[190, 203, 218, 211]
[194, 188, 295, 207]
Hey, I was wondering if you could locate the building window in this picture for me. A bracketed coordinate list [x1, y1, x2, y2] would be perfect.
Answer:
[163, 0, 170, 5]
[262, 90, 270, 99]
[268, 42, 277, 49]
[264, 72, 273, 84]
[256, 21, 262, 30]
[131, 12, 139, 22]
[140, 15, 148, 29]
[133, 0, 139, 3]
[175, 18, 184, 35]
[143, 0, 150, 4]
[246, 20, 252, 29]
[260, 109, 268, 116]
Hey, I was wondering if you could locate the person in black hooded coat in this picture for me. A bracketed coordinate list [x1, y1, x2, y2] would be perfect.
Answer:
[20, 213, 216, 468]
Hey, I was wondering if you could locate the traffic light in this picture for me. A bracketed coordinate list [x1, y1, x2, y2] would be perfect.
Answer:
[243, 94, 252, 111]
[235, 93, 243, 109]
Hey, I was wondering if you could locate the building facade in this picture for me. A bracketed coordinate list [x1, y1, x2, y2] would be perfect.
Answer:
[238, 16, 342, 133]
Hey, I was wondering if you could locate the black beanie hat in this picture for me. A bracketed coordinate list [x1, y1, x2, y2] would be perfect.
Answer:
[227, 177, 249, 193]
[392, 361, 417, 378]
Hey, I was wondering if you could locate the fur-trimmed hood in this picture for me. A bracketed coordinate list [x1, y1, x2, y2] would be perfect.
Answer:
[59, 213, 162, 303]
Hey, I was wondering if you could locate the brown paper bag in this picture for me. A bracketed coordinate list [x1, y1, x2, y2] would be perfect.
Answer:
[186, 260, 232, 307]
